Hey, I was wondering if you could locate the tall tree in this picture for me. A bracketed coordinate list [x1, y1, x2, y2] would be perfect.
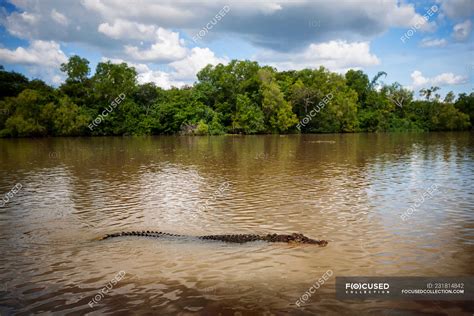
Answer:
[258, 69, 297, 132]
[345, 69, 369, 105]
[60, 55, 90, 83]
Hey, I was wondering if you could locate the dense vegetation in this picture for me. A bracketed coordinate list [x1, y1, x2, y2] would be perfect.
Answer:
[0, 57, 472, 137]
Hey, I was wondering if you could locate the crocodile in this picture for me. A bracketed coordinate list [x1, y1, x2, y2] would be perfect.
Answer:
[99, 231, 328, 246]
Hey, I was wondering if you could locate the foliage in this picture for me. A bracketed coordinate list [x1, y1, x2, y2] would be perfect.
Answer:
[258, 69, 298, 132]
[233, 94, 265, 134]
[0, 57, 472, 137]
[455, 93, 474, 127]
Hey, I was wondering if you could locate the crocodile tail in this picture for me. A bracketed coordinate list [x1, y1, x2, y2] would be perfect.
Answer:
[100, 231, 170, 239]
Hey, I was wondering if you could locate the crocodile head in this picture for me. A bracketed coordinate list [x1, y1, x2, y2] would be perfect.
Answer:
[288, 233, 328, 246]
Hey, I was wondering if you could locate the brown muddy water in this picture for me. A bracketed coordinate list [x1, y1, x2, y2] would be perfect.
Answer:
[0, 133, 473, 315]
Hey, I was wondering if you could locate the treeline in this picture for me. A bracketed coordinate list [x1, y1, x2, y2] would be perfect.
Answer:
[0, 57, 472, 137]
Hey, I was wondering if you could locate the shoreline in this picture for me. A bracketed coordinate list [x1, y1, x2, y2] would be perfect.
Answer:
[0, 130, 472, 139]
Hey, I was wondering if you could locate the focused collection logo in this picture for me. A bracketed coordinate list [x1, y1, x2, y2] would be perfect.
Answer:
[345, 282, 390, 294]
[337, 277, 473, 300]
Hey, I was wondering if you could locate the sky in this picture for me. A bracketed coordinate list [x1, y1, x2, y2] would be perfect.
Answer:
[0, 0, 473, 97]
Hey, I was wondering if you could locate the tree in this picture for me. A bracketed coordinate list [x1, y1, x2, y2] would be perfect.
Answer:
[0, 66, 29, 99]
[345, 69, 369, 105]
[60, 55, 90, 83]
[233, 94, 265, 134]
[444, 91, 455, 104]
[419, 86, 440, 101]
[386, 82, 413, 110]
[92, 61, 137, 102]
[134, 83, 159, 115]
[196, 60, 262, 126]
[258, 69, 297, 132]
[60, 56, 92, 107]
[455, 92, 474, 128]
[290, 79, 318, 116]
[51, 97, 91, 136]
[0, 56, 472, 137]
[0, 90, 47, 137]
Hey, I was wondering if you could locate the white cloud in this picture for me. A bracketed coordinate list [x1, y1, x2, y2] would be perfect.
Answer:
[386, 2, 437, 32]
[2, 0, 443, 54]
[410, 70, 430, 87]
[410, 70, 467, 88]
[81, 0, 440, 50]
[51, 9, 68, 26]
[452, 19, 472, 40]
[420, 37, 448, 47]
[0, 40, 67, 67]
[256, 40, 380, 73]
[103, 46, 227, 88]
[170, 47, 228, 80]
[2, 11, 39, 38]
[98, 19, 156, 40]
[0, 0, 469, 91]
[102, 57, 182, 89]
[137, 68, 184, 89]
[0, 40, 68, 85]
[124, 28, 187, 62]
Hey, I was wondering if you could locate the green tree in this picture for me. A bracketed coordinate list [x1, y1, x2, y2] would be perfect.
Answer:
[345, 69, 369, 105]
[60, 56, 92, 107]
[0, 66, 29, 99]
[60, 55, 90, 83]
[233, 94, 265, 134]
[0, 56, 472, 137]
[444, 91, 455, 104]
[258, 69, 297, 132]
[419, 86, 440, 101]
[92, 61, 137, 102]
[134, 83, 159, 116]
[0, 90, 48, 136]
[52, 97, 91, 135]
[455, 92, 474, 128]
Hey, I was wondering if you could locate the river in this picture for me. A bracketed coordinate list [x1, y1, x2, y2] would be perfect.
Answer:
[0, 133, 473, 315]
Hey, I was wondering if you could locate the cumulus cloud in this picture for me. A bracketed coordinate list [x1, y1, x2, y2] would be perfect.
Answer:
[98, 19, 156, 40]
[452, 19, 472, 40]
[0, 0, 469, 90]
[255, 40, 380, 73]
[0, 40, 68, 85]
[103, 46, 227, 88]
[2, 11, 39, 38]
[420, 37, 448, 47]
[101, 57, 182, 89]
[387, 2, 438, 32]
[2, 0, 442, 52]
[137, 69, 185, 89]
[124, 28, 187, 62]
[2, 0, 124, 53]
[0, 40, 67, 67]
[410, 70, 467, 88]
[170, 47, 228, 80]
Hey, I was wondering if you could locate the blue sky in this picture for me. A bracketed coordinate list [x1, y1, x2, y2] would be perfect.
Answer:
[0, 0, 472, 97]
